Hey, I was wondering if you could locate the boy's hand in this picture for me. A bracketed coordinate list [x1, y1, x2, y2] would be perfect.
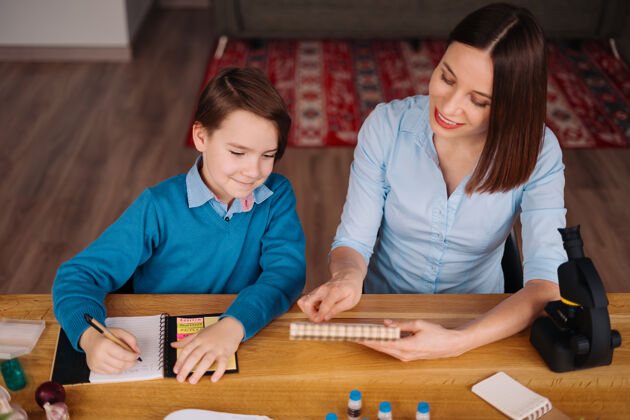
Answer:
[79, 327, 140, 374]
[171, 316, 244, 384]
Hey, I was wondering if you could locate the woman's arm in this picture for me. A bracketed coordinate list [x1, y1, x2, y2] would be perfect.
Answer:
[360, 279, 560, 360]
[299, 101, 410, 321]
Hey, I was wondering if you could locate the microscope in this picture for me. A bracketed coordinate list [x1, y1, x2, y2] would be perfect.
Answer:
[529, 225, 622, 372]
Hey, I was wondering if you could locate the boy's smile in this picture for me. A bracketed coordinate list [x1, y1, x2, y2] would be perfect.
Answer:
[192, 110, 279, 207]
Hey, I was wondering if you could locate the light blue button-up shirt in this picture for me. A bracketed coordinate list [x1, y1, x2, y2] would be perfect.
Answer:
[332, 96, 567, 294]
[186, 155, 273, 218]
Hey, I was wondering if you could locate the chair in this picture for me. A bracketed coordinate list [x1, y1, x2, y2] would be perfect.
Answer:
[502, 229, 524, 293]
[112, 276, 134, 294]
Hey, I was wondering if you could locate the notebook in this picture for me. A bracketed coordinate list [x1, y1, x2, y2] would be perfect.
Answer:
[289, 321, 400, 341]
[51, 313, 238, 385]
[472, 372, 552, 420]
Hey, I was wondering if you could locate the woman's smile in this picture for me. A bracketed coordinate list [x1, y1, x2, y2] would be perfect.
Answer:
[435, 108, 464, 129]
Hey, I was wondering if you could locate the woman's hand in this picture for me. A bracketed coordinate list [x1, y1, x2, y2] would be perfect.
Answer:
[298, 246, 367, 322]
[359, 319, 467, 361]
[298, 269, 364, 322]
[79, 327, 141, 374]
[170, 316, 244, 384]
[360, 280, 560, 361]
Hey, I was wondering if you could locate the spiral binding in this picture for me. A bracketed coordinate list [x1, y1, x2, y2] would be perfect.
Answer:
[159, 313, 168, 375]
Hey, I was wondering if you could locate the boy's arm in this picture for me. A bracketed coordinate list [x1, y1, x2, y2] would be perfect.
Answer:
[52, 189, 161, 350]
[221, 176, 306, 340]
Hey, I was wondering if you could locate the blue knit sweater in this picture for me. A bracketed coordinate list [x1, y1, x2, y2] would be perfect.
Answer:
[52, 170, 306, 351]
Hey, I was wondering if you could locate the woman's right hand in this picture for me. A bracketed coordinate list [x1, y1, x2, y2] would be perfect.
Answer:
[298, 270, 364, 322]
[298, 247, 367, 322]
[79, 326, 140, 374]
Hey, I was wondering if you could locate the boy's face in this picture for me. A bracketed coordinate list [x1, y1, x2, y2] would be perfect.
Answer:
[192, 110, 278, 207]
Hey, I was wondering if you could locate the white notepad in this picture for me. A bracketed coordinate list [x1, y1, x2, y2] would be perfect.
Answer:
[89, 315, 163, 383]
[472, 372, 552, 420]
[164, 409, 271, 420]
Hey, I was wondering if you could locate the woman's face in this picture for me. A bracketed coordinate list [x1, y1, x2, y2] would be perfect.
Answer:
[428, 41, 494, 143]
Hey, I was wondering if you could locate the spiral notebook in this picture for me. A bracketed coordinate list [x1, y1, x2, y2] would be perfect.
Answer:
[51, 313, 238, 385]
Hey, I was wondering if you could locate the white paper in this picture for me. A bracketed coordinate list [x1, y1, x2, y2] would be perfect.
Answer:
[89, 315, 163, 383]
[164, 409, 271, 420]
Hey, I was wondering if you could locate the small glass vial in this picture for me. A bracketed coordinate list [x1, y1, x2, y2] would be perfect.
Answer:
[326, 413, 338, 420]
[0, 359, 27, 391]
[416, 402, 430, 420]
[377, 401, 392, 420]
[347, 390, 362, 420]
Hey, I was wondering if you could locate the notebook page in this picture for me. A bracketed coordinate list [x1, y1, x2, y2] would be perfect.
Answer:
[89, 315, 163, 383]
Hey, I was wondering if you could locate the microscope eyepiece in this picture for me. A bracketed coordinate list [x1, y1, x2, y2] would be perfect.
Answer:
[558, 225, 584, 260]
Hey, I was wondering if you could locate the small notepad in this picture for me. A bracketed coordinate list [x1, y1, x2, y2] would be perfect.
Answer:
[472, 372, 552, 420]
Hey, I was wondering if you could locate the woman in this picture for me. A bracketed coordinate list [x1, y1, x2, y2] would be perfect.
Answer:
[298, 3, 566, 360]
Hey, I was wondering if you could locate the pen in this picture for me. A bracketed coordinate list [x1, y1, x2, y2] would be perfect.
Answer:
[83, 313, 142, 362]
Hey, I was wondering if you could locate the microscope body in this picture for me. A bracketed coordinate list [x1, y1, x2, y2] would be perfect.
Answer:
[529, 226, 622, 372]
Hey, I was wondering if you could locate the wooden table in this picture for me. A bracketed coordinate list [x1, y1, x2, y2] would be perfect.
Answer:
[1, 294, 629, 419]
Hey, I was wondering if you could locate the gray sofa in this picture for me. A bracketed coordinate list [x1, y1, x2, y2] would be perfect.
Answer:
[210, 0, 630, 60]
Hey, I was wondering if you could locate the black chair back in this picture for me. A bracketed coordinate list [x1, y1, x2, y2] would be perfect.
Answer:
[502, 230, 523, 293]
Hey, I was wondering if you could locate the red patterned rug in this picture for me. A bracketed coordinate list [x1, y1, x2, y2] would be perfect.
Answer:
[187, 40, 630, 148]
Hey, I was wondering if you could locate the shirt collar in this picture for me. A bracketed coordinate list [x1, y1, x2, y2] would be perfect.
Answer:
[399, 96, 439, 165]
[186, 155, 273, 209]
[399, 96, 433, 149]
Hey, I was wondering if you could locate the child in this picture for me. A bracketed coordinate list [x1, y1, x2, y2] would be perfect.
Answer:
[52, 66, 306, 384]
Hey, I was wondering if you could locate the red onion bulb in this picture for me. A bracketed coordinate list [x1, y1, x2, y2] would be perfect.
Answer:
[35, 381, 66, 409]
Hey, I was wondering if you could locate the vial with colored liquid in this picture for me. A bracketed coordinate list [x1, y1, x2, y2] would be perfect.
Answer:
[377, 401, 392, 420]
[416, 401, 430, 420]
[347, 390, 362, 420]
[0, 359, 27, 391]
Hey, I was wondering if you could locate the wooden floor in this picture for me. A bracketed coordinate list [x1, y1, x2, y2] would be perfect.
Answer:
[1, 9, 629, 294]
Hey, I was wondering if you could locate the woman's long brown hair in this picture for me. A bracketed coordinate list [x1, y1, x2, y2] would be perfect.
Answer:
[448, 3, 547, 194]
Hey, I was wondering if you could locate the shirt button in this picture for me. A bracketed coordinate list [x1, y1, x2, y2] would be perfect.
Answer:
[225, 217, 230, 221]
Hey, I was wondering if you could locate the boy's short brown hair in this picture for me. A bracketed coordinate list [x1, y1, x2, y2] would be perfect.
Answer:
[194, 66, 291, 161]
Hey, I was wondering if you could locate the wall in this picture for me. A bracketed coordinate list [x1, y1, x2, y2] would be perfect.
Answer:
[0, 0, 153, 60]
